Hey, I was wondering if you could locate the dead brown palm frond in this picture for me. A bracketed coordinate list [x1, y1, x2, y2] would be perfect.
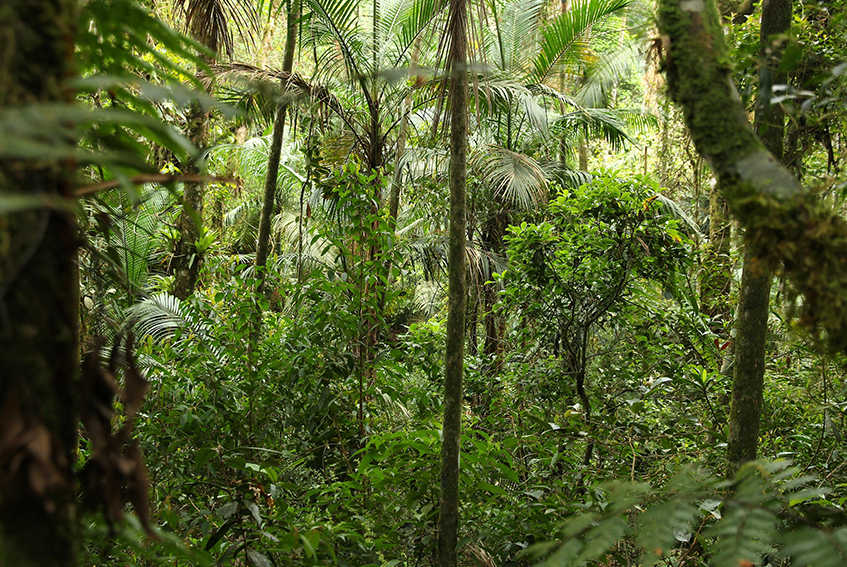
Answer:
[182, 0, 259, 59]
[211, 62, 349, 119]
[430, 0, 472, 132]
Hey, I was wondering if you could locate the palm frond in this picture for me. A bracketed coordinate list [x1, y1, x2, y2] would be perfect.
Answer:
[183, 0, 259, 59]
[654, 193, 703, 242]
[391, 0, 446, 69]
[302, 0, 367, 84]
[545, 163, 594, 187]
[492, 0, 546, 74]
[124, 292, 211, 345]
[211, 62, 347, 120]
[576, 41, 642, 107]
[470, 144, 548, 208]
[531, 0, 634, 84]
[553, 107, 640, 151]
[116, 186, 169, 295]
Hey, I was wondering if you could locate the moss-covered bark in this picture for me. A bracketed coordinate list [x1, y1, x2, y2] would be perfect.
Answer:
[659, 0, 847, 353]
[727, 255, 771, 473]
[0, 0, 80, 565]
[437, 0, 468, 563]
[726, 0, 791, 477]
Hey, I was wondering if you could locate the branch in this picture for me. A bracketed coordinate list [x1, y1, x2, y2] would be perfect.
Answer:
[658, 0, 847, 352]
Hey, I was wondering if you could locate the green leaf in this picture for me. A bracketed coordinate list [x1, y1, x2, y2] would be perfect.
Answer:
[195, 447, 216, 470]
[246, 548, 274, 567]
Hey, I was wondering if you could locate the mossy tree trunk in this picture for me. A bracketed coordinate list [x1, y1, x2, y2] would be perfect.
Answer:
[726, 0, 791, 476]
[0, 0, 80, 565]
[658, 0, 847, 354]
[437, 0, 468, 562]
[482, 207, 507, 373]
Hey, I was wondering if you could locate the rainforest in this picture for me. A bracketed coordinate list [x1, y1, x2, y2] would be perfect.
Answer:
[2, 0, 847, 565]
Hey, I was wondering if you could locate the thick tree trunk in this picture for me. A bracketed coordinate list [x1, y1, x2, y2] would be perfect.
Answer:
[658, 0, 847, 354]
[437, 0, 468, 563]
[726, 0, 791, 476]
[0, 0, 80, 565]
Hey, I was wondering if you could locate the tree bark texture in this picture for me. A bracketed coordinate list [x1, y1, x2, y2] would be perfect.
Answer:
[172, 102, 208, 300]
[658, 0, 847, 354]
[726, 254, 771, 473]
[0, 0, 80, 565]
[437, 0, 468, 563]
[482, 208, 507, 373]
[726, 0, 791, 476]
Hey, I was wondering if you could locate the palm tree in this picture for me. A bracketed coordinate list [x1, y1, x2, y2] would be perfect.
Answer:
[465, 0, 642, 368]
[172, 0, 258, 300]
[437, 0, 469, 560]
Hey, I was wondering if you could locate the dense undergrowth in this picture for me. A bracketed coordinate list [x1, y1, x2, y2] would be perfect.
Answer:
[78, 172, 847, 567]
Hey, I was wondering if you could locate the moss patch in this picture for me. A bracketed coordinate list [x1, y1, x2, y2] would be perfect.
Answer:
[728, 183, 847, 352]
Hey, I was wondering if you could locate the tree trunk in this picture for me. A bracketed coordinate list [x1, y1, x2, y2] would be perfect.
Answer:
[700, 190, 732, 328]
[726, 0, 791, 476]
[172, 102, 208, 300]
[482, 208, 507, 373]
[658, 0, 847, 354]
[0, 0, 80, 565]
[437, 0, 468, 563]
[255, 0, 299, 299]
[254, 103, 286, 289]
[726, 254, 771, 473]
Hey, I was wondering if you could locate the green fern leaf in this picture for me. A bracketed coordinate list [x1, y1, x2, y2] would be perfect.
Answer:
[779, 527, 847, 567]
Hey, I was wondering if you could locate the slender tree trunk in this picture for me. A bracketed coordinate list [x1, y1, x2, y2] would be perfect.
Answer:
[658, 0, 847, 353]
[255, 0, 300, 297]
[726, 0, 791, 476]
[437, 0, 468, 563]
[700, 190, 732, 328]
[482, 207, 507, 373]
[467, 274, 479, 357]
[254, 103, 286, 289]
[578, 140, 588, 171]
[0, 0, 80, 565]
[172, 102, 208, 299]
